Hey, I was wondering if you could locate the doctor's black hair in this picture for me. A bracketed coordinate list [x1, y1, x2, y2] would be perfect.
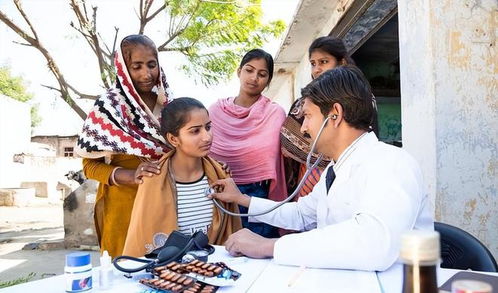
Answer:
[301, 65, 374, 131]
[239, 48, 274, 84]
[160, 97, 207, 137]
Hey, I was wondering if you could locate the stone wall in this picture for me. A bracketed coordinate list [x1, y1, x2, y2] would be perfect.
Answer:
[63, 179, 99, 248]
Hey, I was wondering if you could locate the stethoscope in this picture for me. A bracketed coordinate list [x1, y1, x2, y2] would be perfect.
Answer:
[206, 114, 335, 217]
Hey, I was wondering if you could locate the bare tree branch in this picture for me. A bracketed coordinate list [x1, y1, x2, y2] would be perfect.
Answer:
[43, 83, 98, 100]
[157, 27, 187, 51]
[13, 0, 38, 40]
[138, 0, 166, 34]
[158, 1, 201, 51]
[146, 4, 166, 22]
[41, 84, 61, 92]
[110, 26, 119, 69]
[69, 0, 111, 88]
[0, 10, 37, 44]
[12, 40, 32, 46]
[139, 0, 144, 18]
[0, 4, 88, 119]
[66, 84, 99, 100]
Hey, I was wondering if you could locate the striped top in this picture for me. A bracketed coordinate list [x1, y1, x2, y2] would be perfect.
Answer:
[298, 164, 322, 197]
[176, 175, 213, 236]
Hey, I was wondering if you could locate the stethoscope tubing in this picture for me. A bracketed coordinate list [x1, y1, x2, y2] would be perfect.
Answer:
[211, 116, 332, 217]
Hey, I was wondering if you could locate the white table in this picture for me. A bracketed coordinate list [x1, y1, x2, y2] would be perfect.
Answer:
[1, 247, 494, 293]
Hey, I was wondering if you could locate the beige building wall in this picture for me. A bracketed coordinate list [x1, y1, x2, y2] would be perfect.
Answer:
[266, 0, 354, 110]
[398, 0, 497, 257]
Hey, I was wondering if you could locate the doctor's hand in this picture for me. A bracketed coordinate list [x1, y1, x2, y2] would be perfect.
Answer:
[208, 178, 251, 207]
[225, 228, 277, 259]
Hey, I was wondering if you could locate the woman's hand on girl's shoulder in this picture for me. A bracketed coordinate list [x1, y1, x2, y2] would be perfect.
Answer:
[134, 161, 161, 184]
[216, 160, 232, 177]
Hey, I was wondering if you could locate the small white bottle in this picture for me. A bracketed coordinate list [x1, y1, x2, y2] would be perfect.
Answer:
[99, 250, 113, 290]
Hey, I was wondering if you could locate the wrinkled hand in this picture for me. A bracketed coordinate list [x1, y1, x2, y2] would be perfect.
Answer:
[225, 228, 276, 258]
[207, 178, 250, 207]
[134, 161, 160, 184]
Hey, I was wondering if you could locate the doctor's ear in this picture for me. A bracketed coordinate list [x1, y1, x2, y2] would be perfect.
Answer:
[329, 103, 344, 127]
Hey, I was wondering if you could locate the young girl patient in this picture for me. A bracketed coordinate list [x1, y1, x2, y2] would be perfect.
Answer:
[123, 97, 242, 257]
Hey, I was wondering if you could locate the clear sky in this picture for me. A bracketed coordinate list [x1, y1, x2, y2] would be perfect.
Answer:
[0, 0, 299, 136]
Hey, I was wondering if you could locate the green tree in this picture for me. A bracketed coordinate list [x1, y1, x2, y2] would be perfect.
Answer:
[0, 66, 41, 128]
[0, 0, 286, 119]
[163, 0, 286, 85]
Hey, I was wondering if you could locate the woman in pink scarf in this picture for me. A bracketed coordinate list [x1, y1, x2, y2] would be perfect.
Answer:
[209, 49, 287, 238]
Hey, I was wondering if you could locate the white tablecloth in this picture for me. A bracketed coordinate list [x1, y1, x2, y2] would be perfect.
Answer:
[2, 246, 494, 293]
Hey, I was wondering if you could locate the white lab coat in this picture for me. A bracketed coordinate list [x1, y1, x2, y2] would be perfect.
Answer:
[248, 132, 433, 271]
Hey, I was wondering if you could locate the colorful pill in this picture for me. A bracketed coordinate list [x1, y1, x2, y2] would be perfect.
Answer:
[154, 265, 166, 272]
[171, 274, 181, 282]
[214, 267, 223, 274]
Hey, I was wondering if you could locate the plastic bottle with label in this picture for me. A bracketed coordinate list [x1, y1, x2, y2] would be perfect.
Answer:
[65, 252, 93, 292]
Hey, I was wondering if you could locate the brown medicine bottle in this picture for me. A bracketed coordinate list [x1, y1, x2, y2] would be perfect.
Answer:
[401, 230, 440, 293]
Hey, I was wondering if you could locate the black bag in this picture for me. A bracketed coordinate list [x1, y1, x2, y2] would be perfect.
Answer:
[145, 230, 214, 260]
[113, 231, 215, 273]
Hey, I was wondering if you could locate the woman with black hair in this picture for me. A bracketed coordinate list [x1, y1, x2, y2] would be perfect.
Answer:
[281, 36, 378, 197]
[123, 97, 241, 257]
[208, 49, 287, 239]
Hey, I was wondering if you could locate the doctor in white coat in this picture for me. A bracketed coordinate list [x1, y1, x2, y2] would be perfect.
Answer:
[209, 65, 433, 271]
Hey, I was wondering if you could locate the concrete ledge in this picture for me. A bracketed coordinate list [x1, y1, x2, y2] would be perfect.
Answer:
[21, 181, 48, 198]
[0, 188, 35, 206]
[0, 189, 14, 206]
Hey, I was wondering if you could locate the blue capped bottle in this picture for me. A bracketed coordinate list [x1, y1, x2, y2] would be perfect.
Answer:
[65, 252, 93, 292]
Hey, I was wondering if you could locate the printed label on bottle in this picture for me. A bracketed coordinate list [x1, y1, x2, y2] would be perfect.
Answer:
[65, 270, 92, 292]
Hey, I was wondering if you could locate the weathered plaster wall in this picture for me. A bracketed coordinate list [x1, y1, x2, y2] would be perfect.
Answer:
[269, 72, 295, 112]
[399, 0, 497, 258]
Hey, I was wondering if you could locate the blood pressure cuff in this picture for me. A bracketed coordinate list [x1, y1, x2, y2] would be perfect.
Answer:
[144, 231, 214, 261]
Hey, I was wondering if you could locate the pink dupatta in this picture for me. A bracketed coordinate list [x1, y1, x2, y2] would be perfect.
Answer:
[209, 96, 287, 201]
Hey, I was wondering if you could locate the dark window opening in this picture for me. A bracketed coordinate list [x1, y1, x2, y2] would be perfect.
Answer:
[64, 147, 74, 157]
[351, 14, 401, 146]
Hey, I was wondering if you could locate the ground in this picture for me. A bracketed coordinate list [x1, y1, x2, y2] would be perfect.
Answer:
[0, 198, 99, 285]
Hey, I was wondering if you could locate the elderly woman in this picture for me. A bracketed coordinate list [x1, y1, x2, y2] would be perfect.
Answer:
[76, 34, 172, 258]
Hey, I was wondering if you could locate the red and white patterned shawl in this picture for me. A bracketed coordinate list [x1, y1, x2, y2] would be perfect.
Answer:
[75, 47, 173, 160]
